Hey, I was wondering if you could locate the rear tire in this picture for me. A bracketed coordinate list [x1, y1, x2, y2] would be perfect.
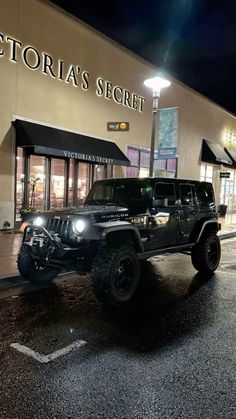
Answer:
[191, 232, 221, 275]
[91, 245, 140, 306]
[17, 245, 60, 284]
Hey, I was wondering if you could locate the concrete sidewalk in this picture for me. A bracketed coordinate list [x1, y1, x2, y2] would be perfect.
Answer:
[0, 213, 236, 282]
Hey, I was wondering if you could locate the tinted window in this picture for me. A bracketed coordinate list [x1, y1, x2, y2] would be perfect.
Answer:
[180, 184, 197, 205]
[86, 179, 151, 205]
[154, 183, 175, 206]
[197, 183, 214, 204]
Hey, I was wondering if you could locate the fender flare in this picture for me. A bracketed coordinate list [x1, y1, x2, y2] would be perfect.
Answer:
[196, 220, 220, 243]
[93, 221, 144, 252]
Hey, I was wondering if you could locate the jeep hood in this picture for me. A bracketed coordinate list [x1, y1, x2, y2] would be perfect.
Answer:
[39, 205, 129, 222]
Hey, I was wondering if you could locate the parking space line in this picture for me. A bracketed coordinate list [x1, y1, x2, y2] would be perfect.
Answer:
[10, 340, 87, 363]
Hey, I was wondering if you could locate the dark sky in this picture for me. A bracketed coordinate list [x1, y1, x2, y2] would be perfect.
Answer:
[51, 0, 236, 115]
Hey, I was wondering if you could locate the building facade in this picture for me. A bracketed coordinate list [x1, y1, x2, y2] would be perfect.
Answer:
[0, 0, 236, 228]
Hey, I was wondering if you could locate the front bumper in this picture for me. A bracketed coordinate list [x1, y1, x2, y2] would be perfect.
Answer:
[22, 224, 99, 260]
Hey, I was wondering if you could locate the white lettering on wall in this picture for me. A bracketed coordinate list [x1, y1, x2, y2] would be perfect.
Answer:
[0, 33, 4, 56]
[0, 31, 146, 112]
[96, 77, 145, 113]
[224, 130, 236, 148]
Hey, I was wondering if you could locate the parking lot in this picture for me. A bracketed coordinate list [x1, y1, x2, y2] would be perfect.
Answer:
[0, 238, 235, 418]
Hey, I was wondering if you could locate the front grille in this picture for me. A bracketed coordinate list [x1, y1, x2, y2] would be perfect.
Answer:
[46, 218, 73, 241]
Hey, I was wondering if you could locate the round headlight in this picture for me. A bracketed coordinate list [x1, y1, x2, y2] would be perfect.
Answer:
[73, 219, 86, 234]
[34, 216, 44, 227]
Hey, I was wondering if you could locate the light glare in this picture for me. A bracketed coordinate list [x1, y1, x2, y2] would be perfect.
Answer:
[34, 216, 44, 227]
[73, 219, 86, 234]
[144, 76, 171, 92]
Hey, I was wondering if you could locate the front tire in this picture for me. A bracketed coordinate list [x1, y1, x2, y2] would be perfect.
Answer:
[91, 246, 140, 306]
[191, 232, 221, 275]
[17, 245, 60, 284]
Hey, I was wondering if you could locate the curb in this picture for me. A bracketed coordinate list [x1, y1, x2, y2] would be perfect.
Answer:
[0, 271, 78, 300]
[219, 231, 236, 240]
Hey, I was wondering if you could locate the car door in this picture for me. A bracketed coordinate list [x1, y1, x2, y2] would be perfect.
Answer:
[178, 183, 199, 243]
[143, 181, 179, 250]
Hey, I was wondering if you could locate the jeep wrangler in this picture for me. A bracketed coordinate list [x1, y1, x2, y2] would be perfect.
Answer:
[18, 177, 221, 306]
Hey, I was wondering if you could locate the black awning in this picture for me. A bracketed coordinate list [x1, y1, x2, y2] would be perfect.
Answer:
[225, 147, 236, 166]
[13, 119, 130, 166]
[201, 139, 233, 165]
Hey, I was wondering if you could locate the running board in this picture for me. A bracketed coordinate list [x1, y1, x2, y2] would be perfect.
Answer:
[138, 243, 195, 260]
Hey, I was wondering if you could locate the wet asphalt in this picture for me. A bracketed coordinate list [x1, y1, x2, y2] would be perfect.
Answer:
[0, 239, 235, 419]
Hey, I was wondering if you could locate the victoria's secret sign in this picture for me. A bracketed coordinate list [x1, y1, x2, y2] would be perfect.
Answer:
[0, 33, 145, 112]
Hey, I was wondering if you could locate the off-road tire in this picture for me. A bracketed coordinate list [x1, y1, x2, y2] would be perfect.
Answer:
[17, 245, 60, 284]
[91, 245, 140, 306]
[191, 232, 221, 275]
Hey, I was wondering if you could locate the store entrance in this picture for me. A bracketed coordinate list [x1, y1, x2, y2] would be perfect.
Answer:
[220, 171, 236, 212]
[15, 148, 110, 221]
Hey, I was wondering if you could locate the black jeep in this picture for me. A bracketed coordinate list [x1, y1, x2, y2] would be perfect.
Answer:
[18, 177, 221, 306]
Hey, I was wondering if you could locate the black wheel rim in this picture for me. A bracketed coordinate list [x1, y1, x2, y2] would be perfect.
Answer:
[114, 256, 135, 295]
[35, 261, 47, 272]
[207, 240, 218, 269]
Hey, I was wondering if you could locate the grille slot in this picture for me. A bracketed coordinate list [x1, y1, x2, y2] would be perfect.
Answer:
[46, 218, 72, 241]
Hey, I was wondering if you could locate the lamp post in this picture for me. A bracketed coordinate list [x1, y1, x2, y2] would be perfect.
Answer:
[144, 76, 171, 177]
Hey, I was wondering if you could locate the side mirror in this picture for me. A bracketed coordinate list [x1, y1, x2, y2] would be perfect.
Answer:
[153, 198, 168, 207]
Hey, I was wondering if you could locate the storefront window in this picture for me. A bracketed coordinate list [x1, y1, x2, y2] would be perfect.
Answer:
[15, 152, 109, 220]
[50, 159, 65, 208]
[127, 146, 177, 178]
[29, 155, 46, 210]
[200, 164, 213, 182]
[220, 170, 236, 211]
[126, 166, 139, 177]
[94, 164, 105, 181]
[139, 168, 149, 177]
[68, 159, 74, 207]
[78, 163, 90, 205]
[16, 148, 25, 220]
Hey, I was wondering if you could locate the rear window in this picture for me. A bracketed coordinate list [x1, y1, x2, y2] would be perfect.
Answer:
[154, 182, 176, 206]
[197, 183, 214, 204]
[179, 184, 197, 205]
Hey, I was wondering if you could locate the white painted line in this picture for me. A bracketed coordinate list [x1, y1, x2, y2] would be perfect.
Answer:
[10, 340, 87, 363]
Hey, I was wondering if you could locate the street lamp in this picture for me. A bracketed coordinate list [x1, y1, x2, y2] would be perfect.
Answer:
[144, 76, 171, 177]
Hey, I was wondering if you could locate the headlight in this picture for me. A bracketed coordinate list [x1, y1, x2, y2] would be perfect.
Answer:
[73, 219, 86, 234]
[34, 216, 45, 227]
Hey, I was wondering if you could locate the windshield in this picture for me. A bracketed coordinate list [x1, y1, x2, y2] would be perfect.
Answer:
[85, 179, 152, 209]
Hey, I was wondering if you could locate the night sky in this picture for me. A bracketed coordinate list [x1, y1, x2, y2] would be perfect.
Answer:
[51, 0, 236, 115]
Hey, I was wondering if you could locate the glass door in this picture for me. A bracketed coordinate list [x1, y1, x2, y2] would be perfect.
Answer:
[94, 164, 105, 181]
[67, 159, 74, 207]
[16, 148, 25, 220]
[50, 158, 66, 208]
[77, 162, 90, 205]
[29, 155, 47, 211]
[225, 180, 234, 211]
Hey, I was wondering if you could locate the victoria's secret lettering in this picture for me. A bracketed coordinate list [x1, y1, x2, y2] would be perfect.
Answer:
[96, 78, 145, 112]
[63, 151, 114, 164]
[0, 32, 145, 112]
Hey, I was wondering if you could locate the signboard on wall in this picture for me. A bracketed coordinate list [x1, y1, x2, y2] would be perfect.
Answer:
[220, 172, 230, 178]
[157, 108, 178, 159]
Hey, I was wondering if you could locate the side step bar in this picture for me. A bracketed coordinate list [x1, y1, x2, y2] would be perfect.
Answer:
[138, 243, 195, 260]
